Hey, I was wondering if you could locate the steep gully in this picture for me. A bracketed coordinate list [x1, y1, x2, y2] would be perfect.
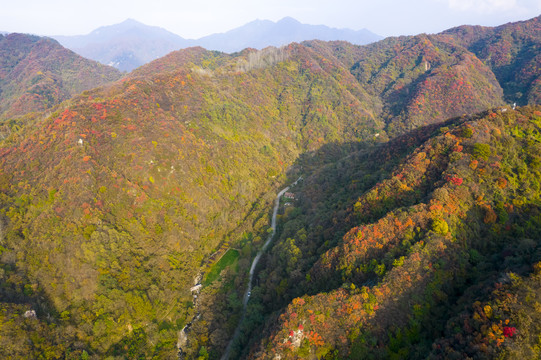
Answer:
[220, 176, 302, 360]
[177, 177, 302, 359]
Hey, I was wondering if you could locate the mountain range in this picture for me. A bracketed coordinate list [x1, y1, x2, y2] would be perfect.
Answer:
[0, 14, 540, 360]
[52, 18, 382, 71]
[193, 17, 382, 53]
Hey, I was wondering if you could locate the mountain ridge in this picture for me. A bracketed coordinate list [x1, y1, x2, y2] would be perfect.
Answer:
[0, 33, 122, 121]
[194, 17, 381, 54]
[52, 17, 382, 71]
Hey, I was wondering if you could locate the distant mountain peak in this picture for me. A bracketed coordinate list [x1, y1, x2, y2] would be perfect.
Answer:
[121, 18, 142, 25]
[54, 19, 189, 72]
[196, 17, 382, 53]
[90, 18, 152, 35]
[277, 16, 301, 24]
[54, 17, 382, 71]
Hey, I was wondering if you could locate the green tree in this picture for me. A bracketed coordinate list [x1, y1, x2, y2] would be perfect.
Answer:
[431, 218, 449, 235]
[473, 143, 491, 160]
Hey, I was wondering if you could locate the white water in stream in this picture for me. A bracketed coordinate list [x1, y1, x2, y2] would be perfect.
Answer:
[221, 177, 301, 360]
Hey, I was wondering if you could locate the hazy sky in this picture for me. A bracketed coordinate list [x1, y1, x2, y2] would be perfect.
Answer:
[2, 0, 540, 38]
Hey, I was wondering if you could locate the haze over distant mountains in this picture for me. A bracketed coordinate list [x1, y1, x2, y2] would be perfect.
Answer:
[53, 19, 186, 72]
[194, 17, 382, 53]
[52, 18, 381, 71]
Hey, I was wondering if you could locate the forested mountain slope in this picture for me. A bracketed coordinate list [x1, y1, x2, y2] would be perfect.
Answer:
[0, 16, 539, 359]
[247, 105, 541, 360]
[0, 33, 122, 121]
[306, 35, 504, 137]
[440, 15, 541, 105]
[0, 42, 384, 359]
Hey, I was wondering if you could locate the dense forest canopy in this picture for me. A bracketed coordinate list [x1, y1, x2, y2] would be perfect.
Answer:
[0, 15, 539, 359]
[0, 33, 122, 121]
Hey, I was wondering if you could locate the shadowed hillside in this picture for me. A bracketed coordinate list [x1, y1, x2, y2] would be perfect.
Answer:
[248, 106, 541, 360]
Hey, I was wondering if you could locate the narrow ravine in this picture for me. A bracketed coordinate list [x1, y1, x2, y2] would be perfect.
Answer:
[221, 177, 302, 360]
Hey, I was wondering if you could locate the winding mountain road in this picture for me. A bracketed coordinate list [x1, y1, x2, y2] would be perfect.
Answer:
[221, 177, 302, 360]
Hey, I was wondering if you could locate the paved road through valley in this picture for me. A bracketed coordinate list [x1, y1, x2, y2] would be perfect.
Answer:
[221, 177, 302, 360]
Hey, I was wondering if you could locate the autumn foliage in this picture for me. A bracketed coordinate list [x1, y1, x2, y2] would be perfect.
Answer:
[0, 15, 540, 360]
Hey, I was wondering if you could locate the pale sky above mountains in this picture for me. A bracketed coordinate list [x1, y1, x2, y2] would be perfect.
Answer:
[2, 0, 540, 38]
